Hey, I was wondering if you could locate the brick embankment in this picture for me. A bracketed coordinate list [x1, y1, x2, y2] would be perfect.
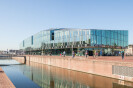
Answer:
[0, 67, 15, 88]
[13, 55, 133, 82]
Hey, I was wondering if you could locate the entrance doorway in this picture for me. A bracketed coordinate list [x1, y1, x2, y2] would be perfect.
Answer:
[88, 51, 93, 56]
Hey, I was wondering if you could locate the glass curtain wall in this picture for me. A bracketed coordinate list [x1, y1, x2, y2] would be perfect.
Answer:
[20, 29, 128, 55]
[90, 30, 128, 47]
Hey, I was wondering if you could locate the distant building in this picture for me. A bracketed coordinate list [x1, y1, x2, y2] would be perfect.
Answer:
[9, 50, 24, 55]
[0, 51, 8, 54]
[20, 28, 128, 56]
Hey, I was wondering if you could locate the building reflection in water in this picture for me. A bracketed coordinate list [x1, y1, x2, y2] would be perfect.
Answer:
[19, 61, 133, 88]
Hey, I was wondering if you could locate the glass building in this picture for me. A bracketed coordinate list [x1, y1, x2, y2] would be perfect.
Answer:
[20, 28, 128, 56]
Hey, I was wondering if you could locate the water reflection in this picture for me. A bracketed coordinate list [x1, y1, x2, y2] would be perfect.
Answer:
[0, 59, 40, 88]
[19, 61, 133, 88]
[1, 59, 133, 88]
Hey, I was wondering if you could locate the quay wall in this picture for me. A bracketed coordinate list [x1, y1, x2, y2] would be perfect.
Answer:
[0, 67, 15, 88]
[12, 55, 133, 82]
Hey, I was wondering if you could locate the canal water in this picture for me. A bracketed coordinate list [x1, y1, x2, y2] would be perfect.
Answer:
[0, 59, 133, 88]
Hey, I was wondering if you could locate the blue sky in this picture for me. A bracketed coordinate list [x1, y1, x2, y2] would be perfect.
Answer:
[0, 0, 133, 50]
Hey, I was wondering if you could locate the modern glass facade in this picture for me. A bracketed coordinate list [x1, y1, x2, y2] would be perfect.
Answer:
[90, 30, 128, 47]
[20, 28, 128, 56]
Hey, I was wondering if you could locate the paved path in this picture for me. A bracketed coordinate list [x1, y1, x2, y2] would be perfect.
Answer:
[66, 56, 133, 62]
[87, 56, 133, 62]
[71, 56, 133, 64]
[0, 67, 15, 88]
[26, 55, 133, 63]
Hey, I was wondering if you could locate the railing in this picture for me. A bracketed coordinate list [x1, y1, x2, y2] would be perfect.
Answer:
[112, 65, 133, 77]
[0, 54, 17, 59]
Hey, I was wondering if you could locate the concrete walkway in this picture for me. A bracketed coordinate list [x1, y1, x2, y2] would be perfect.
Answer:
[24, 55, 133, 63]
[0, 67, 15, 88]
[86, 56, 133, 63]
[28, 55, 133, 62]
[57, 56, 133, 63]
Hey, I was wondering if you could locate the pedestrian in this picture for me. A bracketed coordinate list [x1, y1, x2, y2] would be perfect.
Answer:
[61, 52, 63, 56]
[72, 51, 75, 58]
[63, 51, 66, 57]
[85, 50, 88, 58]
[100, 50, 102, 56]
[50, 52, 52, 56]
[96, 51, 97, 57]
[119, 51, 121, 56]
[93, 50, 96, 58]
[121, 51, 124, 60]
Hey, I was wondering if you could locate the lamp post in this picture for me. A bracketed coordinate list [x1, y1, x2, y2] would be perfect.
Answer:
[30, 48, 31, 55]
[42, 47, 43, 55]
[72, 44, 73, 56]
